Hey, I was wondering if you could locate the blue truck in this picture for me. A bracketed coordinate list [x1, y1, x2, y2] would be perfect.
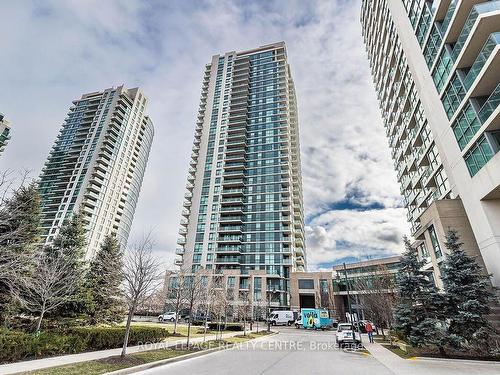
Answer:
[300, 308, 334, 330]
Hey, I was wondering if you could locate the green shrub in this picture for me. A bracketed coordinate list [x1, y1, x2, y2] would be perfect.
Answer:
[225, 324, 243, 331]
[207, 323, 243, 331]
[69, 326, 169, 350]
[0, 329, 86, 364]
[0, 326, 169, 364]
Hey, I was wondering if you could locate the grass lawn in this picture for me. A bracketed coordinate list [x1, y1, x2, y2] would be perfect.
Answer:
[20, 331, 273, 375]
[381, 344, 416, 359]
[128, 321, 234, 338]
[222, 331, 271, 344]
[19, 349, 194, 375]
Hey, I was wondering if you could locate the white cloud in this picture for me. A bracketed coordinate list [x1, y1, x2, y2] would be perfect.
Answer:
[0, 0, 409, 271]
[305, 207, 408, 270]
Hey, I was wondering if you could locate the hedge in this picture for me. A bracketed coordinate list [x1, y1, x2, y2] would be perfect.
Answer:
[0, 325, 170, 364]
[207, 322, 243, 331]
[69, 326, 169, 350]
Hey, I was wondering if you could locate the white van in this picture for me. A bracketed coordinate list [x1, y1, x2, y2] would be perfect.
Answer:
[268, 310, 295, 326]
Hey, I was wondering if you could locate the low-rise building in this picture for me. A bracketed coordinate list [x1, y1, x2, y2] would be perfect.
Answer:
[162, 256, 402, 323]
[289, 256, 401, 322]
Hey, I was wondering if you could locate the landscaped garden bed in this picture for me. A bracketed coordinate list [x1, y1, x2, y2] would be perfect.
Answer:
[18, 331, 274, 375]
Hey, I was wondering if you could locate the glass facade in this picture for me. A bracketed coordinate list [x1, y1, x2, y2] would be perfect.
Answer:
[177, 43, 305, 307]
[361, 0, 452, 234]
[400, 0, 500, 176]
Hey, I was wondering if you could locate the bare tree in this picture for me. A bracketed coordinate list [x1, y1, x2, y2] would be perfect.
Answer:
[354, 265, 397, 344]
[14, 249, 79, 332]
[237, 290, 252, 336]
[183, 270, 208, 346]
[170, 271, 187, 335]
[121, 234, 162, 357]
[202, 274, 218, 342]
[211, 283, 230, 340]
[253, 298, 266, 333]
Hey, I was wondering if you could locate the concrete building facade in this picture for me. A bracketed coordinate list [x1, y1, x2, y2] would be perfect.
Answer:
[163, 256, 401, 323]
[0, 113, 11, 155]
[39, 86, 154, 259]
[361, 0, 500, 287]
[290, 256, 401, 322]
[176, 42, 305, 308]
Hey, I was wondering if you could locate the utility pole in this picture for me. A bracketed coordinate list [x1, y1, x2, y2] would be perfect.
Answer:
[343, 262, 358, 347]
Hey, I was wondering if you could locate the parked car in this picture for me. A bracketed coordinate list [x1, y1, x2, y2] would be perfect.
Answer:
[158, 312, 178, 322]
[268, 310, 295, 326]
[336, 323, 362, 346]
[184, 314, 210, 325]
[295, 314, 302, 328]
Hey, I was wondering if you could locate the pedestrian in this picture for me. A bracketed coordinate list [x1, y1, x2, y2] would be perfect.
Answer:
[365, 321, 374, 343]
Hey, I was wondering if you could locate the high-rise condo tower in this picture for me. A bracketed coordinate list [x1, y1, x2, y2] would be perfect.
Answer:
[176, 42, 305, 307]
[361, 0, 500, 288]
[39, 86, 154, 258]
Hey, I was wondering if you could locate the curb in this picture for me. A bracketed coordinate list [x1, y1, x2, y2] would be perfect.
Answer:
[412, 356, 500, 365]
[104, 332, 279, 375]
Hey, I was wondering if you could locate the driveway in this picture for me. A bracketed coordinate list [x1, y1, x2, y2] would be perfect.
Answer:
[136, 327, 393, 375]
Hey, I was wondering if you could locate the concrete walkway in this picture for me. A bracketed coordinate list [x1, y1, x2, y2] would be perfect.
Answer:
[364, 340, 500, 375]
[0, 330, 254, 375]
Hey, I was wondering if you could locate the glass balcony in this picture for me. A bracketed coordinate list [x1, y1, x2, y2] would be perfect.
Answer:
[451, 1, 500, 61]
[464, 134, 495, 176]
[464, 32, 500, 90]
[478, 83, 500, 124]
[440, 0, 458, 35]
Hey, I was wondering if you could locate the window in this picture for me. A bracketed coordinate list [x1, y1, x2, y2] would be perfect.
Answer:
[464, 134, 495, 176]
[298, 279, 314, 289]
[452, 102, 481, 150]
[432, 49, 453, 92]
[441, 74, 465, 119]
[423, 25, 442, 68]
[428, 226, 442, 259]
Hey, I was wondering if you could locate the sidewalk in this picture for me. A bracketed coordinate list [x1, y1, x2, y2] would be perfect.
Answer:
[0, 330, 254, 375]
[364, 340, 500, 375]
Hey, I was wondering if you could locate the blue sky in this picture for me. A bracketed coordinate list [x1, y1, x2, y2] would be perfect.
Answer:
[0, 0, 409, 270]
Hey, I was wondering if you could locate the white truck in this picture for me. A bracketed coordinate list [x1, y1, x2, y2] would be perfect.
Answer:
[268, 310, 295, 326]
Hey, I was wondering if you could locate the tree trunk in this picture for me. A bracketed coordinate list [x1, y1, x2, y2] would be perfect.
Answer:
[35, 307, 45, 333]
[186, 299, 194, 347]
[121, 303, 136, 357]
[243, 315, 247, 336]
[203, 302, 210, 343]
[173, 291, 180, 335]
[438, 346, 447, 357]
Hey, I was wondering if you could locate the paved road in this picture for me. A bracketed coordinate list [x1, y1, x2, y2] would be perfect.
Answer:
[137, 327, 392, 375]
[136, 327, 500, 375]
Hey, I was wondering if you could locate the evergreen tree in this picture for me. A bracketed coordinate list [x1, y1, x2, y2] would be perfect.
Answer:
[394, 236, 446, 348]
[441, 229, 494, 349]
[0, 182, 42, 251]
[0, 182, 42, 323]
[85, 234, 124, 324]
[47, 211, 88, 316]
[48, 211, 87, 269]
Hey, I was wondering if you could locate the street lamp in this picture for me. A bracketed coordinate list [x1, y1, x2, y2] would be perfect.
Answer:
[338, 263, 358, 347]
[267, 287, 277, 332]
